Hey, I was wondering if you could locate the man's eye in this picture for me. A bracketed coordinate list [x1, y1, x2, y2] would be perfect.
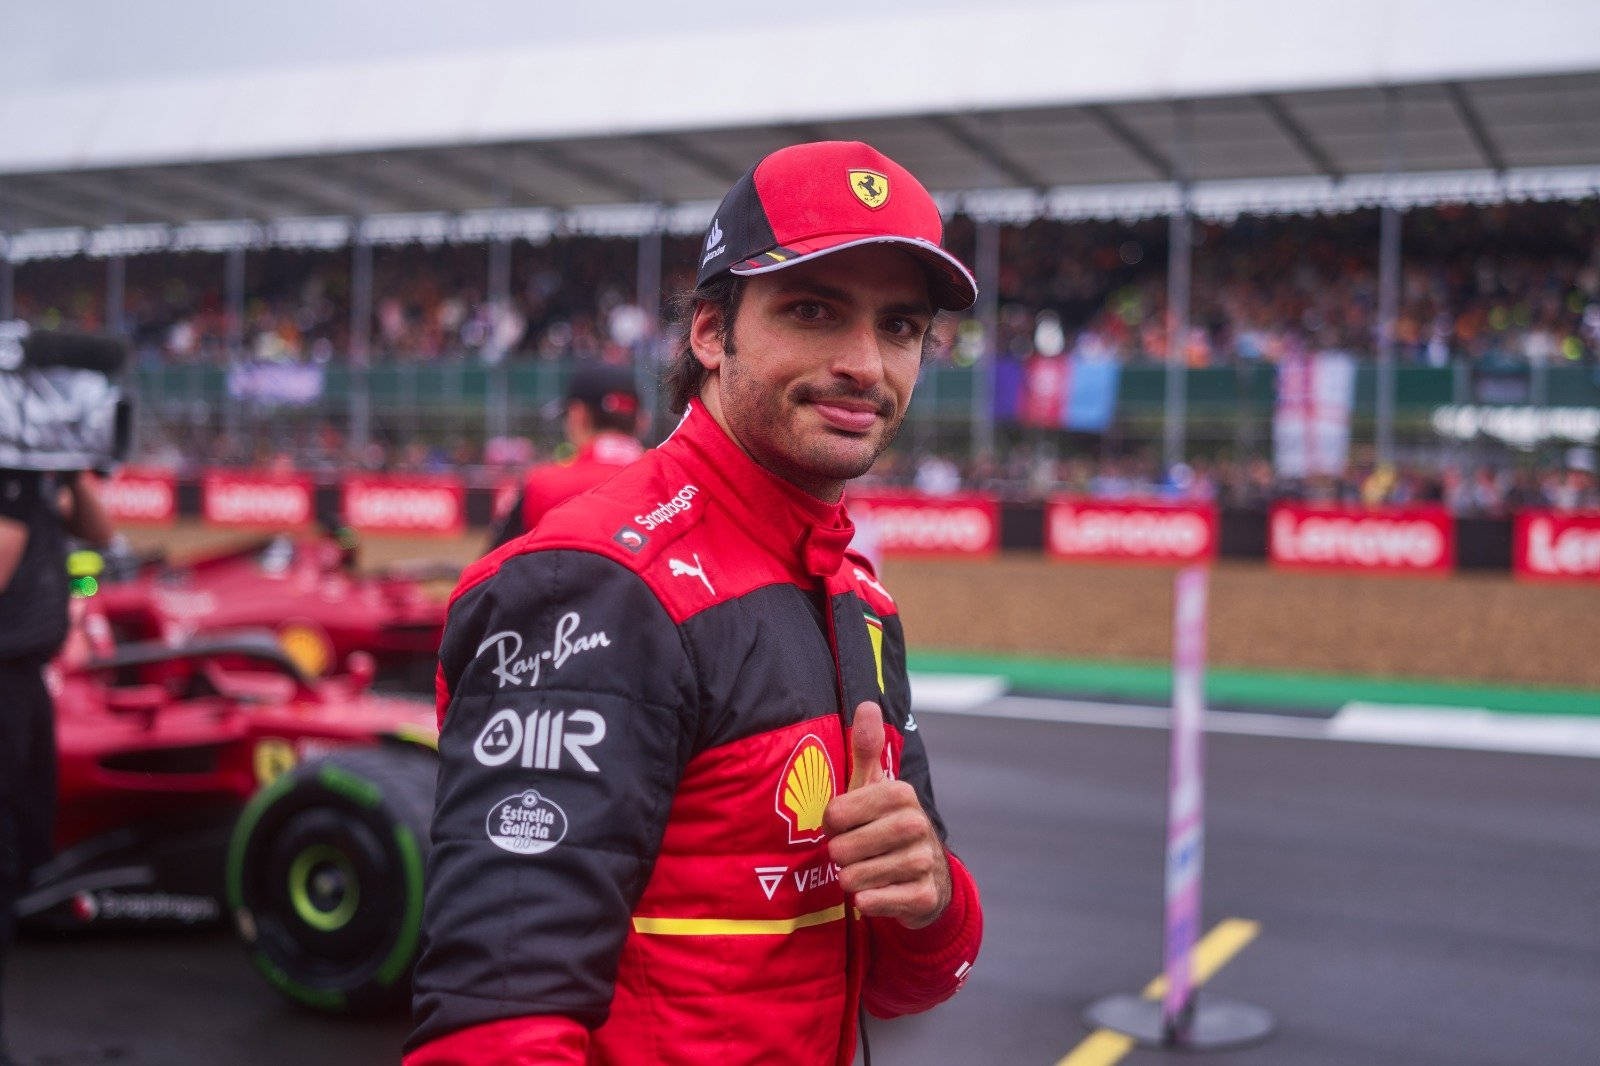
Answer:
[791, 302, 828, 322]
[884, 317, 924, 338]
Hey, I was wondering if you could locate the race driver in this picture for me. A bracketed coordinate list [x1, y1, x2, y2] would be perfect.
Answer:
[486, 364, 645, 551]
[407, 141, 983, 1065]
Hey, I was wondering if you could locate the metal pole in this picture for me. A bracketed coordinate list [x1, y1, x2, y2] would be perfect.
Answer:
[972, 217, 1000, 467]
[1164, 102, 1194, 472]
[106, 255, 126, 336]
[0, 236, 12, 321]
[350, 224, 373, 456]
[1376, 88, 1403, 468]
[224, 243, 246, 446]
[0, 202, 13, 320]
[487, 228, 513, 442]
[635, 219, 663, 437]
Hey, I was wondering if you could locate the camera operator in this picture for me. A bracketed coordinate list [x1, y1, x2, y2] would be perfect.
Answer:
[0, 468, 111, 1066]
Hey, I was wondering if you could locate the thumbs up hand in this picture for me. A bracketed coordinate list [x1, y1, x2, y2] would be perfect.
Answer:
[847, 699, 888, 791]
[824, 701, 952, 930]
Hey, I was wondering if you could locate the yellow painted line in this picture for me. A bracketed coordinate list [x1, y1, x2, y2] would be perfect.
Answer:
[631, 904, 845, 936]
[1052, 918, 1262, 1066]
[1057, 1029, 1136, 1066]
[1142, 918, 1260, 999]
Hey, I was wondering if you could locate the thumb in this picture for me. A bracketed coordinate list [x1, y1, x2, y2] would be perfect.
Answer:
[847, 701, 886, 792]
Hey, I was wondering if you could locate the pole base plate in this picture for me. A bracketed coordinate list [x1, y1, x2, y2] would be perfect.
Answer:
[1085, 993, 1274, 1050]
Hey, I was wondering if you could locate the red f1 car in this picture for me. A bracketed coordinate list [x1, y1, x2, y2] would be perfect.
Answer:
[93, 524, 452, 692]
[20, 591, 442, 1014]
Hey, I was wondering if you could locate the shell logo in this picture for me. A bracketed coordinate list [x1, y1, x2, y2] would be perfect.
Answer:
[775, 734, 837, 845]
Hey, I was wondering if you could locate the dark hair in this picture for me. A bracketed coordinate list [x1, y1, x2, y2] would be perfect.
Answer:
[662, 275, 744, 414]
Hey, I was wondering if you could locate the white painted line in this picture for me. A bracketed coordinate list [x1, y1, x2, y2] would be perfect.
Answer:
[1330, 703, 1600, 758]
[918, 694, 1332, 741]
[907, 672, 1008, 714]
[914, 694, 1600, 758]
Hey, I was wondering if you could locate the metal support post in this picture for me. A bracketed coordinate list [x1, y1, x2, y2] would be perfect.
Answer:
[106, 254, 126, 336]
[486, 230, 513, 441]
[1375, 89, 1403, 468]
[0, 240, 12, 321]
[350, 225, 374, 455]
[0, 205, 13, 321]
[972, 218, 1000, 467]
[1163, 101, 1194, 474]
[635, 221, 664, 436]
[223, 244, 246, 445]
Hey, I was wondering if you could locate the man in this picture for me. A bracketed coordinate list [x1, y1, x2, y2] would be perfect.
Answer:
[487, 364, 645, 550]
[408, 141, 982, 1065]
[0, 469, 111, 1066]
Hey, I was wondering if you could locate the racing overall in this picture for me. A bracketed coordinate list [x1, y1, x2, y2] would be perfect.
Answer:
[408, 400, 982, 1065]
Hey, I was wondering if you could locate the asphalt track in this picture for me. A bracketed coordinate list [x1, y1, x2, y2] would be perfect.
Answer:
[9, 699, 1599, 1065]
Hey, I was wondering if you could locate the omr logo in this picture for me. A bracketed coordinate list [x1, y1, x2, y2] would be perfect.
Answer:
[474, 708, 607, 772]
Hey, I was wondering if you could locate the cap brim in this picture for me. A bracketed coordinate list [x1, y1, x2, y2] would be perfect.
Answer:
[728, 234, 977, 312]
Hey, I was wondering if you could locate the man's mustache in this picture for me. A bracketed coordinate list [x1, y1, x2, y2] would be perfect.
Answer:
[791, 383, 894, 417]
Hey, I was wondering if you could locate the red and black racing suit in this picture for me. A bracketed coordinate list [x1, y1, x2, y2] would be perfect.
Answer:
[488, 433, 646, 550]
[407, 400, 982, 1065]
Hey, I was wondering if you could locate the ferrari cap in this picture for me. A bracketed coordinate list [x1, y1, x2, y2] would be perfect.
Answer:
[566, 363, 640, 417]
[695, 141, 977, 312]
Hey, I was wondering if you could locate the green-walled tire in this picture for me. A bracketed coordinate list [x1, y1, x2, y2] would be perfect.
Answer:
[227, 745, 436, 1013]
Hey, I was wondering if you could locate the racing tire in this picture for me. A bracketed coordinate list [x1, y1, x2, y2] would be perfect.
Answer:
[226, 745, 436, 1013]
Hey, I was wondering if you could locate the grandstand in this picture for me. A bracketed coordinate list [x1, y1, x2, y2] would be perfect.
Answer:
[3, 1, 1600, 489]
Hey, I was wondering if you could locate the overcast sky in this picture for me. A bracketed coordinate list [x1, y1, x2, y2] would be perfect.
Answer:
[2, 0, 986, 92]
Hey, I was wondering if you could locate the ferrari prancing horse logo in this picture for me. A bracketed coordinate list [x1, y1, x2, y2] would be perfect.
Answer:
[848, 169, 890, 210]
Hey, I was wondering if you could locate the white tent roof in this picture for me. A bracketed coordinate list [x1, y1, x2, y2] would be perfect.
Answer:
[3, 0, 1600, 244]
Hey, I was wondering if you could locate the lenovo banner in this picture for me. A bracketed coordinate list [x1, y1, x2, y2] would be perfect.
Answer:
[101, 467, 177, 525]
[343, 475, 465, 536]
[1269, 504, 1454, 574]
[1047, 498, 1217, 564]
[847, 491, 999, 557]
[1513, 511, 1600, 582]
[202, 471, 315, 528]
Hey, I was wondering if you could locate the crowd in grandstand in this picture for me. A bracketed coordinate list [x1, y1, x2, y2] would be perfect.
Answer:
[12, 201, 1600, 369]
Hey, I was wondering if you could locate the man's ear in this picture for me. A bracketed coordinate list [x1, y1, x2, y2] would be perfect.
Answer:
[689, 301, 727, 372]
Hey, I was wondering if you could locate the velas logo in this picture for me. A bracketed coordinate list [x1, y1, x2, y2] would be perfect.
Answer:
[775, 734, 836, 845]
[848, 169, 890, 210]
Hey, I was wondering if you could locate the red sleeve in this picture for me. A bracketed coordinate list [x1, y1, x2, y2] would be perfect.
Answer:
[861, 850, 983, 1020]
[403, 1015, 588, 1065]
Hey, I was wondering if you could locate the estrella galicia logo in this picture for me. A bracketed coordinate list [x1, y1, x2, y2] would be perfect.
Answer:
[486, 789, 568, 856]
[613, 524, 648, 553]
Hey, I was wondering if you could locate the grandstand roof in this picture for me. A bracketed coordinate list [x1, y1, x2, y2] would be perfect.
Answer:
[4, 0, 1600, 253]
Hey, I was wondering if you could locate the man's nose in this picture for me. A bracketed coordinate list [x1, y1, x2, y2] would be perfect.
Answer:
[829, 317, 885, 387]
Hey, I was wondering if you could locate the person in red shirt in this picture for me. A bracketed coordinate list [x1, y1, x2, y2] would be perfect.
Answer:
[410, 141, 982, 1065]
[486, 364, 646, 550]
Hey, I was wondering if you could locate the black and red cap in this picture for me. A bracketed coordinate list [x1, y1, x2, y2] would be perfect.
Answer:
[695, 140, 977, 312]
[566, 363, 639, 417]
